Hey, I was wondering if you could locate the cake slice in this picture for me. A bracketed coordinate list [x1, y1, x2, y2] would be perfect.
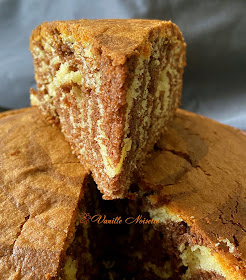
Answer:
[29, 19, 186, 199]
[138, 109, 246, 279]
[0, 108, 96, 279]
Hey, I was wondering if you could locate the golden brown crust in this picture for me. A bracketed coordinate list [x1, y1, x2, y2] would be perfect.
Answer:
[30, 19, 186, 66]
[0, 108, 89, 279]
[139, 109, 246, 279]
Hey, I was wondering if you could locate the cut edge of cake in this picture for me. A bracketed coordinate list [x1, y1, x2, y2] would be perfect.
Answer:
[29, 19, 186, 199]
[147, 205, 241, 280]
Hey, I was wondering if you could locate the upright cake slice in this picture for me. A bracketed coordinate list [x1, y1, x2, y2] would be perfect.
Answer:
[138, 109, 246, 279]
[0, 108, 96, 279]
[30, 19, 186, 199]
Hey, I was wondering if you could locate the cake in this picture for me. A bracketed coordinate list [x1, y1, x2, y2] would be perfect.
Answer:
[1, 106, 246, 279]
[0, 108, 96, 279]
[138, 109, 246, 279]
[29, 19, 186, 199]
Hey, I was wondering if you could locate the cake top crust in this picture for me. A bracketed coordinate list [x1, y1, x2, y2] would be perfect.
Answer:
[0, 108, 89, 279]
[140, 109, 246, 274]
[30, 19, 185, 65]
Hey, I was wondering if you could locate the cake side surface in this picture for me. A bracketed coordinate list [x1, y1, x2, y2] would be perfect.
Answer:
[0, 108, 91, 279]
[30, 18, 186, 199]
[139, 109, 246, 279]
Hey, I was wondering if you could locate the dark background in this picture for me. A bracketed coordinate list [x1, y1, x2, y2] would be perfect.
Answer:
[0, 0, 245, 129]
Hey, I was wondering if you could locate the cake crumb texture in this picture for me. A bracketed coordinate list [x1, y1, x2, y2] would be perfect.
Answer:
[30, 19, 186, 199]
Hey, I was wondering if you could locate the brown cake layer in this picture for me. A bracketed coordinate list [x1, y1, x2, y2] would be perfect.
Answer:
[30, 19, 186, 199]
[138, 109, 246, 279]
[0, 108, 92, 279]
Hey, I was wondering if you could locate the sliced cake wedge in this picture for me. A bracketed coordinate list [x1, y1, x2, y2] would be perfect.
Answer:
[30, 19, 186, 199]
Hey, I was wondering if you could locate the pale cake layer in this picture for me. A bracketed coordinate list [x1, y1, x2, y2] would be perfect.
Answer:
[0, 108, 92, 279]
[30, 19, 186, 199]
[138, 109, 246, 279]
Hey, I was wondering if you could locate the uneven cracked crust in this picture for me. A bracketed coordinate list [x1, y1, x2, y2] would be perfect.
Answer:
[0, 108, 91, 279]
[30, 19, 186, 199]
[139, 109, 246, 279]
